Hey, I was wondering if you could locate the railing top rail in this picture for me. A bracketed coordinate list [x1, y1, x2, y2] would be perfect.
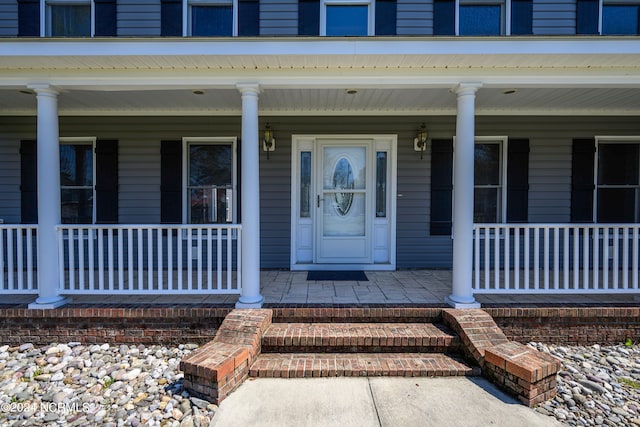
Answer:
[55, 224, 242, 231]
[473, 223, 640, 229]
[0, 224, 38, 229]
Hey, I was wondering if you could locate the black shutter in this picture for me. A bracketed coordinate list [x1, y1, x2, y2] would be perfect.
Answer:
[511, 0, 533, 35]
[576, 0, 599, 34]
[299, 0, 320, 35]
[375, 0, 397, 35]
[95, 140, 118, 224]
[570, 138, 595, 222]
[95, 0, 118, 36]
[239, 0, 260, 36]
[433, 0, 455, 35]
[20, 140, 38, 224]
[161, 0, 182, 36]
[17, 0, 40, 37]
[430, 139, 453, 236]
[506, 138, 529, 223]
[161, 141, 182, 223]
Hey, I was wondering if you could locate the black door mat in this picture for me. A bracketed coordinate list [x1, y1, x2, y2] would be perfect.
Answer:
[307, 271, 368, 281]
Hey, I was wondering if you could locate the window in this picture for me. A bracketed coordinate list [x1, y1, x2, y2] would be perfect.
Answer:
[60, 138, 95, 224]
[459, 1, 503, 35]
[184, 138, 237, 224]
[474, 138, 507, 223]
[45, 0, 92, 36]
[602, 2, 640, 35]
[184, 0, 258, 36]
[321, 0, 373, 36]
[595, 139, 640, 223]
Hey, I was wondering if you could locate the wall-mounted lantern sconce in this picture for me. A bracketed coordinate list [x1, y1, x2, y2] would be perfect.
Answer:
[413, 123, 428, 160]
[263, 124, 276, 159]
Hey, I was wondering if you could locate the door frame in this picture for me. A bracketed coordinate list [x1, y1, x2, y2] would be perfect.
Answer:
[290, 134, 397, 271]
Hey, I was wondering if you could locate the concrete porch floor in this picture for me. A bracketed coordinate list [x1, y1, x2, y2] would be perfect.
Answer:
[2, 269, 638, 307]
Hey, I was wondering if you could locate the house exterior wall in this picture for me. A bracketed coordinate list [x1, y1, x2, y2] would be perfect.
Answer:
[1, 115, 639, 268]
[0, 0, 601, 37]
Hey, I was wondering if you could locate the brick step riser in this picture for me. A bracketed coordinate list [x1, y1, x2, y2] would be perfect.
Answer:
[261, 345, 461, 354]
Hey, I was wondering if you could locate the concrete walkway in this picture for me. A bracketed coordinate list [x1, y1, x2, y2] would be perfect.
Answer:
[211, 376, 561, 427]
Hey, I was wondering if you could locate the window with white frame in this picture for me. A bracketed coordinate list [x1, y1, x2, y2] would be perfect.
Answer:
[321, 0, 373, 36]
[458, 0, 505, 35]
[60, 138, 95, 224]
[601, 0, 640, 35]
[187, 0, 235, 36]
[474, 138, 507, 223]
[184, 138, 237, 224]
[44, 0, 92, 37]
[595, 138, 640, 223]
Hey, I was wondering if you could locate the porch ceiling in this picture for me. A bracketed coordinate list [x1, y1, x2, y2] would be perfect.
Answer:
[1, 37, 639, 116]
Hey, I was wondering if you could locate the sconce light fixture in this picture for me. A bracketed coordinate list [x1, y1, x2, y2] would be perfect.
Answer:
[413, 123, 428, 160]
[263, 124, 276, 159]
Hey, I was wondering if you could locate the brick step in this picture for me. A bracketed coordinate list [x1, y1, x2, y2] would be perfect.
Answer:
[249, 353, 481, 378]
[262, 322, 459, 353]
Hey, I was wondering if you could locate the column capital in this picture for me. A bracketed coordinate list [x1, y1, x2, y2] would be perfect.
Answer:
[236, 83, 261, 96]
[453, 82, 483, 96]
[27, 84, 60, 97]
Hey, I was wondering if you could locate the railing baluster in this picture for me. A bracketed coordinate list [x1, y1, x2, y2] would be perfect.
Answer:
[0, 229, 4, 289]
[236, 227, 242, 292]
[622, 227, 629, 289]
[117, 229, 124, 291]
[524, 227, 530, 290]
[514, 227, 520, 290]
[543, 227, 549, 290]
[553, 227, 559, 290]
[613, 227, 619, 290]
[78, 227, 84, 291]
[633, 227, 639, 290]
[157, 229, 163, 291]
[68, 228, 75, 290]
[207, 228, 213, 291]
[108, 228, 114, 291]
[57, 228, 65, 292]
[593, 227, 600, 290]
[177, 229, 183, 290]
[187, 228, 193, 291]
[563, 227, 569, 290]
[603, 228, 610, 290]
[573, 227, 579, 290]
[197, 228, 202, 291]
[137, 228, 143, 291]
[583, 227, 589, 290]
[168, 228, 173, 290]
[473, 227, 480, 290]
[88, 228, 95, 291]
[26, 228, 34, 291]
[493, 226, 500, 290]
[217, 228, 223, 290]
[98, 229, 104, 291]
[227, 227, 233, 291]
[484, 227, 490, 290]
[16, 227, 24, 291]
[504, 226, 510, 290]
[534, 227, 540, 290]
[147, 228, 153, 290]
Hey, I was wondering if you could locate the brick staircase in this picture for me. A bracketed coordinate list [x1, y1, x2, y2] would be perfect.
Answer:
[249, 321, 481, 378]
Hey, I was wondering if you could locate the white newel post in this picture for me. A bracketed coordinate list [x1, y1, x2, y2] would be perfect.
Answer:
[28, 85, 70, 309]
[446, 83, 482, 309]
[236, 83, 265, 308]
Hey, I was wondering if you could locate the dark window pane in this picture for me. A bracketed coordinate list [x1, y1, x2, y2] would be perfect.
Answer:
[60, 145, 93, 186]
[326, 5, 368, 36]
[192, 5, 233, 36]
[51, 4, 91, 36]
[597, 188, 636, 223]
[474, 143, 500, 185]
[190, 188, 232, 223]
[459, 5, 501, 35]
[61, 189, 93, 223]
[376, 152, 387, 217]
[474, 188, 498, 223]
[189, 145, 232, 186]
[602, 5, 640, 35]
[598, 144, 639, 185]
[300, 152, 311, 218]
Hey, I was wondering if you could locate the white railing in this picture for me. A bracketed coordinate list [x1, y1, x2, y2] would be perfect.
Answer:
[57, 225, 241, 294]
[0, 225, 38, 294]
[473, 224, 640, 293]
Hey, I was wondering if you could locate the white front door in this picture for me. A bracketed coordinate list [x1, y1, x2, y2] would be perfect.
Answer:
[316, 141, 372, 263]
[291, 135, 397, 270]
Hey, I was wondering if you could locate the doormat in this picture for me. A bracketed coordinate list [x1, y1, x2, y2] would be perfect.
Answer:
[307, 271, 368, 281]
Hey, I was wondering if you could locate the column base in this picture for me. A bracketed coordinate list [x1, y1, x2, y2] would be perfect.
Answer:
[445, 295, 481, 309]
[235, 295, 264, 309]
[28, 296, 72, 310]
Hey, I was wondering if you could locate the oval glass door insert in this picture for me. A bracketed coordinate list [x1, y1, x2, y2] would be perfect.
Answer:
[333, 157, 355, 216]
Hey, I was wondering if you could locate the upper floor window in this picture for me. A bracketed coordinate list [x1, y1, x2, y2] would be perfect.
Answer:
[60, 138, 95, 224]
[434, 0, 532, 36]
[602, 2, 640, 35]
[321, 0, 373, 36]
[46, 0, 92, 36]
[178, 0, 258, 36]
[184, 138, 237, 224]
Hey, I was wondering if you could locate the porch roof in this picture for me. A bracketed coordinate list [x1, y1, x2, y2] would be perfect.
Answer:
[0, 37, 640, 116]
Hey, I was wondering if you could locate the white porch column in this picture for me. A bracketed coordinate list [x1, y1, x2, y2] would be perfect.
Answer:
[28, 85, 70, 309]
[446, 83, 482, 309]
[236, 83, 264, 308]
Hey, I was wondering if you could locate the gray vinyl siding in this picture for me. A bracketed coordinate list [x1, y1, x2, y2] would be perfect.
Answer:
[533, 0, 577, 35]
[260, 0, 298, 36]
[528, 137, 571, 222]
[119, 140, 161, 223]
[117, 0, 162, 37]
[0, 0, 17, 37]
[396, 0, 433, 36]
[0, 137, 22, 224]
